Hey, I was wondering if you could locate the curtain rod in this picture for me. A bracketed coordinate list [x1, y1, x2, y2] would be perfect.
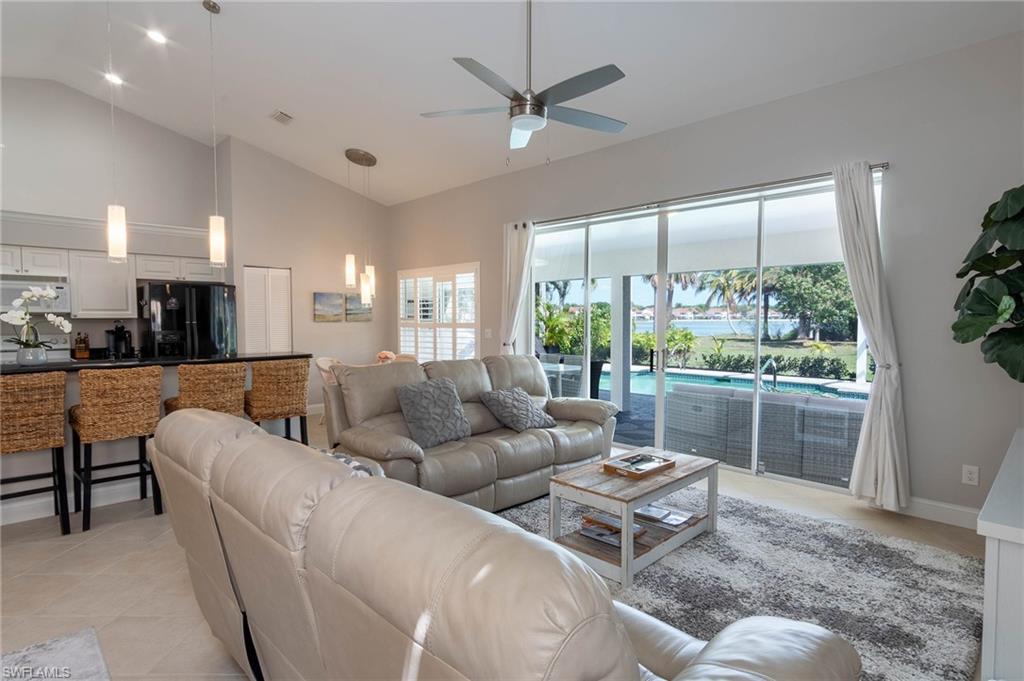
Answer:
[535, 162, 889, 228]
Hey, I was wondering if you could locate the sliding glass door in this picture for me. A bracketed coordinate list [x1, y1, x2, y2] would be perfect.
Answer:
[531, 173, 878, 488]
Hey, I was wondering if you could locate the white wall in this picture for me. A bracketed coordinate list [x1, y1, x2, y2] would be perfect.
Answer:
[388, 33, 1024, 511]
[225, 137, 393, 407]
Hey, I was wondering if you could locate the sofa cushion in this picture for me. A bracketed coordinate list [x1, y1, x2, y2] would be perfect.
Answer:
[397, 377, 471, 448]
[419, 440, 497, 497]
[423, 359, 493, 402]
[335, 361, 427, 426]
[463, 402, 502, 435]
[467, 428, 555, 478]
[549, 419, 606, 464]
[483, 355, 550, 399]
[481, 387, 557, 432]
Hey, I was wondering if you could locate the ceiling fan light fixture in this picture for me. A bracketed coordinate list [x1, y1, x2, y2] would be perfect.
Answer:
[511, 112, 547, 133]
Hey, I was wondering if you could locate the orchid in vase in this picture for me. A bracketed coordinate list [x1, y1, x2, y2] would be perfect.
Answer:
[1, 286, 73, 365]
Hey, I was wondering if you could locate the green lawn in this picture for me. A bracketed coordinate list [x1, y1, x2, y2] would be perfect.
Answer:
[690, 336, 858, 373]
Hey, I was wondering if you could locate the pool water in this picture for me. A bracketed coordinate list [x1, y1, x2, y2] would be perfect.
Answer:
[597, 370, 868, 400]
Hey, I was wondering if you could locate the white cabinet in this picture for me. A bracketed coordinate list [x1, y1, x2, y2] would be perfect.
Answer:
[181, 257, 225, 282]
[135, 254, 180, 280]
[0, 246, 68, 277]
[68, 250, 138, 319]
[134, 254, 225, 282]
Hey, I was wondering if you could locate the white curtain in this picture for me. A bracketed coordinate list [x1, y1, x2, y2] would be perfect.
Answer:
[500, 221, 535, 355]
[833, 161, 909, 510]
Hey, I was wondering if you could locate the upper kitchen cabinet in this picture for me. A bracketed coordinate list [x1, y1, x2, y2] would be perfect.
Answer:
[135, 254, 225, 282]
[69, 250, 137, 318]
[0, 246, 69, 277]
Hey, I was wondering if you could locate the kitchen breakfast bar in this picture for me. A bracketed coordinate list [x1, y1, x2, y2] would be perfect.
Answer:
[0, 352, 313, 533]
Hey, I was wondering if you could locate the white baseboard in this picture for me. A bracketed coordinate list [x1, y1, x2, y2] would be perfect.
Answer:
[307, 403, 324, 416]
[902, 496, 980, 530]
[0, 478, 151, 527]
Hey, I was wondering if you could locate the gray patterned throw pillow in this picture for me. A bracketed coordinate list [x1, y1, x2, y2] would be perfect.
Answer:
[480, 387, 556, 433]
[396, 377, 472, 448]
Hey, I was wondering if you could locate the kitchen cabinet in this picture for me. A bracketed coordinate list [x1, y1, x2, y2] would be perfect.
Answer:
[0, 246, 69, 277]
[134, 254, 225, 282]
[68, 250, 138, 319]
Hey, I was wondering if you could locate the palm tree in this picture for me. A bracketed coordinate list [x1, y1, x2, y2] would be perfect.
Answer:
[544, 280, 571, 307]
[698, 270, 747, 335]
[642, 272, 701, 313]
[758, 269, 781, 340]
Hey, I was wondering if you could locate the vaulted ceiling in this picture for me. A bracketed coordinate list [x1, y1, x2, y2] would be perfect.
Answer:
[3, 2, 1021, 205]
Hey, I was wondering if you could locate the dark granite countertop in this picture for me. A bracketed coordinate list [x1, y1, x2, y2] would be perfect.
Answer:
[0, 352, 313, 375]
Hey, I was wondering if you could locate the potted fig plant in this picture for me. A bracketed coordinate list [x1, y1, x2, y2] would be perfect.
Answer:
[1, 286, 73, 366]
[953, 183, 1024, 380]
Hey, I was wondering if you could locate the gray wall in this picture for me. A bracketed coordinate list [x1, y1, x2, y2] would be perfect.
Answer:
[387, 33, 1024, 510]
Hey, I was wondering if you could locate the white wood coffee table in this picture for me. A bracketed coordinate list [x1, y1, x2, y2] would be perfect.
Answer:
[549, 448, 718, 588]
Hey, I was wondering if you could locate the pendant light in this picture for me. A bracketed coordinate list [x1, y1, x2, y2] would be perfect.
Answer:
[105, 2, 127, 263]
[205, 0, 227, 268]
[345, 148, 377, 303]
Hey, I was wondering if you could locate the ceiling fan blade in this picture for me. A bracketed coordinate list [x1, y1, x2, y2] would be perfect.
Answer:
[535, 64, 625, 106]
[421, 106, 508, 118]
[453, 57, 522, 101]
[509, 126, 533, 150]
[547, 105, 627, 133]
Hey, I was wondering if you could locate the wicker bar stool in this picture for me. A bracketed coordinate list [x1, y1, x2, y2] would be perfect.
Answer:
[70, 366, 163, 531]
[164, 363, 246, 416]
[245, 359, 310, 444]
[0, 372, 70, 535]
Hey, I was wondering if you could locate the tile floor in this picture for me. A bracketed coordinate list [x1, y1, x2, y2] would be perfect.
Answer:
[1, 420, 984, 679]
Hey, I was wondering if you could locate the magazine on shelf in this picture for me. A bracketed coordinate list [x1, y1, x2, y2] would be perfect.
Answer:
[635, 503, 671, 521]
[582, 512, 646, 536]
[580, 525, 621, 547]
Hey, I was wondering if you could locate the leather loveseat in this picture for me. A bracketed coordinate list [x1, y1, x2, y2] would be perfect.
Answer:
[324, 354, 620, 511]
[150, 409, 862, 681]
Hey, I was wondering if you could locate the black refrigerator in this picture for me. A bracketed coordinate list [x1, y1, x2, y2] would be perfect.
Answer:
[138, 281, 237, 359]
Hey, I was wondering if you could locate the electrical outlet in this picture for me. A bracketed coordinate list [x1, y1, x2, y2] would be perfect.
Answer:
[483, 328, 493, 340]
[962, 465, 979, 486]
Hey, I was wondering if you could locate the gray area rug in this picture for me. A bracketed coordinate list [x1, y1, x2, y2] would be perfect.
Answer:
[1, 628, 110, 681]
[498, 489, 983, 681]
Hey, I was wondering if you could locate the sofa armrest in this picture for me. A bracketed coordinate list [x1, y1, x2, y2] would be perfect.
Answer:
[674, 616, 860, 681]
[614, 602, 705, 681]
[337, 426, 424, 463]
[547, 397, 620, 425]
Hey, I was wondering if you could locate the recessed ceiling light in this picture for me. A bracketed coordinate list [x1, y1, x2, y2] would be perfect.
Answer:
[104, 72, 124, 86]
[146, 29, 168, 44]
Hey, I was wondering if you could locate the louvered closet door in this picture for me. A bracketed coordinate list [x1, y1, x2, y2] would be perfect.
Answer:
[243, 267, 269, 353]
[267, 268, 292, 352]
[243, 266, 292, 354]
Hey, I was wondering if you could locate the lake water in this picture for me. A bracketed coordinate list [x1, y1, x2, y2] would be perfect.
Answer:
[633, 319, 799, 337]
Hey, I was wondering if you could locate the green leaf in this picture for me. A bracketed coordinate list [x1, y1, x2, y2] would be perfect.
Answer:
[954, 277, 976, 310]
[996, 295, 1016, 323]
[964, 278, 1010, 316]
[963, 229, 999, 263]
[959, 251, 1022, 277]
[981, 327, 1024, 382]
[992, 185, 1024, 222]
[952, 314, 997, 343]
[982, 201, 999, 230]
[998, 268, 1024, 294]
[989, 218, 1024, 250]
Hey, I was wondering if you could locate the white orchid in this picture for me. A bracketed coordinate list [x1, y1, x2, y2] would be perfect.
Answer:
[3, 289, 72, 348]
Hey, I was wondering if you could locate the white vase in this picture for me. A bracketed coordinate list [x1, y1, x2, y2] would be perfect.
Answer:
[16, 347, 48, 366]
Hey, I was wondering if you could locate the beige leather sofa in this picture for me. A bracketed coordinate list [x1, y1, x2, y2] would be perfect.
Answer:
[150, 409, 861, 681]
[324, 354, 620, 511]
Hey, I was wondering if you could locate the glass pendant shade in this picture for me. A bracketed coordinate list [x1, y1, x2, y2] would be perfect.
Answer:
[345, 254, 357, 288]
[365, 265, 376, 297]
[360, 272, 372, 306]
[209, 215, 227, 268]
[107, 204, 127, 263]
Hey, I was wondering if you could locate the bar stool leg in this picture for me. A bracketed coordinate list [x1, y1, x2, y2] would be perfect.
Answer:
[300, 416, 308, 446]
[284, 418, 292, 441]
[149, 437, 163, 516]
[138, 436, 148, 500]
[82, 443, 93, 532]
[52, 447, 70, 536]
[51, 448, 60, 516]
[72, 430, 82, 514]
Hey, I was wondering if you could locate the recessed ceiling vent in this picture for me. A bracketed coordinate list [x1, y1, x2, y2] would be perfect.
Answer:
[270, 110, 293, 125]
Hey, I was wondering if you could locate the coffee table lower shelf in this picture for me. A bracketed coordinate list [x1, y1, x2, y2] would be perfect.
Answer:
[555, 513, 708, 571]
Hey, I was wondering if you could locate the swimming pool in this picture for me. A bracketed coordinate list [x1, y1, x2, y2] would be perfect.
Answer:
[597, 370, 868, 400]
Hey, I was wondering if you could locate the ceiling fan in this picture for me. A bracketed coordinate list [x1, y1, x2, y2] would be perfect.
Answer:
[421, 0, 626, 150]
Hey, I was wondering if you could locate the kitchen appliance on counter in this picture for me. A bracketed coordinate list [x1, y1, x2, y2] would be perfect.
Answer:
[105, 320, 134, 360]
[138, 281, 237, 359]
[0, 280, 70, 314]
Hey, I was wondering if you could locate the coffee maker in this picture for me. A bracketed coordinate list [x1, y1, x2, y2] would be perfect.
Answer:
[105, 320, 134, 360]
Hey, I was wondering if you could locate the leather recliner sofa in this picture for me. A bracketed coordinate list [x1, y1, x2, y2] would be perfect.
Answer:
[150, 409, 861, 681]
[324, 354, 620, 511]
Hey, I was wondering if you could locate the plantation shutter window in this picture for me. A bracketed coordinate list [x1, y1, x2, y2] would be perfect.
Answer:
[398, 263, 479, 362]
[243, 265, 292, 354]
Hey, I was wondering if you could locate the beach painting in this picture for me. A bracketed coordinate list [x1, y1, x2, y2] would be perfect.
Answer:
[313, 292, 345, 322]
[345, 294, 373, 322]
